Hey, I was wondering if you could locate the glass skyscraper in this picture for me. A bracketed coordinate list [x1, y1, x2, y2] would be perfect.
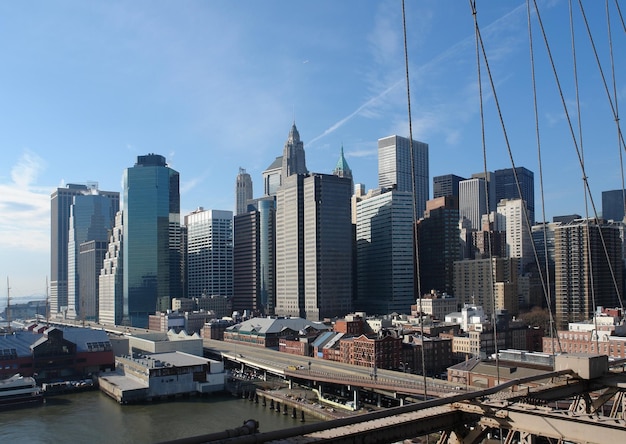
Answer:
[233, 196, 275, 316]
[355, 189, 415, 315]
[378, 135, 429, 218]
[50, 183, 118, 317]
[602, 189, 626, 222]
[67, 190, 119, 320]
[494, 167, 535, 224]
[123, 154, 181, 327]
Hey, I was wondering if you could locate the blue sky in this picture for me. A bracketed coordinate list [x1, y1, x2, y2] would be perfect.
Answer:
[1, 0, 624, 299]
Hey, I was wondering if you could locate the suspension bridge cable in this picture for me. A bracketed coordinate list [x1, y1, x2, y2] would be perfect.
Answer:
[401, 0, 428, 393]
[575, 0, 625, 313]
[614, 0, 626, 32]
[526, 0, 560, 354]
[568, 0, 601, 351]
[469, 0, 500, 384]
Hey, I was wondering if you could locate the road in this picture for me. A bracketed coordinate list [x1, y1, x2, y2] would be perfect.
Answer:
[202, 338, 464, 396]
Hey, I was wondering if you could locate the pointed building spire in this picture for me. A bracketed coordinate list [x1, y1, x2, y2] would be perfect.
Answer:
[281, 122, 307, 179]
[333, 144, 352, 180]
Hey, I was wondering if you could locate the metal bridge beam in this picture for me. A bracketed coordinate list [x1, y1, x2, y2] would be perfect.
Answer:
[453, 401, 626, 443]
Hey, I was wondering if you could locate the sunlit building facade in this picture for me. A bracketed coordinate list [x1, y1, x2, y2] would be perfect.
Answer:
[185, 208, 233, 301]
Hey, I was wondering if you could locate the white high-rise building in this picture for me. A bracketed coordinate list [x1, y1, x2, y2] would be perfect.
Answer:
[185, 208, 233, 300]
[235, 167, 253, 216]
[378, 135, 429, 218]
[99, 212, 124, 325]
[459, 177, 488, 230]
[496, 198, 533, 272]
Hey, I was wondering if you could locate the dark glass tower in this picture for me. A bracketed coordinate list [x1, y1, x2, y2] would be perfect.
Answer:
[602, 189, 626, 222]
[418, 196, 460, 295]
[123, 154, 181, 327]
[494, 167, 535, 224]
[433, 174, 465, 199]
[233, 197, 275, 316]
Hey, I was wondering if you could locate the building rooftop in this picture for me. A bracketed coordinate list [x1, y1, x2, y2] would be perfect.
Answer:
[228, 317, 329, 335]
[0, 326, 111, 356]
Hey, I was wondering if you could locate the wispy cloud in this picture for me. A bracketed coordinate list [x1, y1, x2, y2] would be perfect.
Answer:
[310, 2, 529, 149]
[180, 173, 207, 195]
[0, 150, 50, 251]
[308, 79, 404, 147]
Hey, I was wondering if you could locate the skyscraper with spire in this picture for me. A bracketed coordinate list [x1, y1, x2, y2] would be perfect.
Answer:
[281, 122, 308, 179]
[332, 145, 352, 180]
[274, 123, 352, 321]
[235, 167, 253, 215]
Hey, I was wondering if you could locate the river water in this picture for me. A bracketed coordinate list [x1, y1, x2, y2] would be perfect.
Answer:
[0, 390, 322, 444]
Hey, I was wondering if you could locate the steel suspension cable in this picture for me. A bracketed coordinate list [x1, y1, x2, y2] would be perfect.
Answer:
[401, 0, 428, 393]
[575, 0, 625, 313]
[568, 0, 600, 350]
[614, 0, 626, 32]
[531, 0, 624, 319]
[526, 0, 560, 354]
[469, 0, 500, 384]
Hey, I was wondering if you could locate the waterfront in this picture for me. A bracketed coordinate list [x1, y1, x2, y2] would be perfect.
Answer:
[0, 390, 323, 444]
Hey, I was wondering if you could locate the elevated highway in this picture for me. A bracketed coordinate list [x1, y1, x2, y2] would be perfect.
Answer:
[203, 338, 463, 398]
[196, 340, 626, 443]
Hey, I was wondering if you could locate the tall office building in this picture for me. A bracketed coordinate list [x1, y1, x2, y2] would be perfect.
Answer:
[185, 208, 233, 300]
[602, 189, 626, 222]
[235, 167, 253, 216]
[233, 197, 275, 315]
[274, 123, 308, 318]
[378, 135, 429, 218]
[418, 196, 460, 295]
[66, 189, 119, 320]
[50, 183, 118, 317]
[274, 124, 352, 321]
[123, 154, 181, 327]
[528, 221, 559, 309]
[302, 173, 353, 321]
[433, 174, 465, 199]
[495, 198, 533, 273]
[554, 218, 623, 330]
[276, 173, 353, 321]
[99, 211, 124, 326]
[459, 177, 488, 230]
[77, 240, 109, 321]
[356, 189, 415, 315]
[275, 174, 305, 318]
[471, 171, 497, 213]
[494, 167, 535, 224]
[262, 156, 282, 197]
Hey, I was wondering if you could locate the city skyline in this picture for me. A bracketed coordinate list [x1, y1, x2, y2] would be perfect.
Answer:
[1, 1, 624, 298]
